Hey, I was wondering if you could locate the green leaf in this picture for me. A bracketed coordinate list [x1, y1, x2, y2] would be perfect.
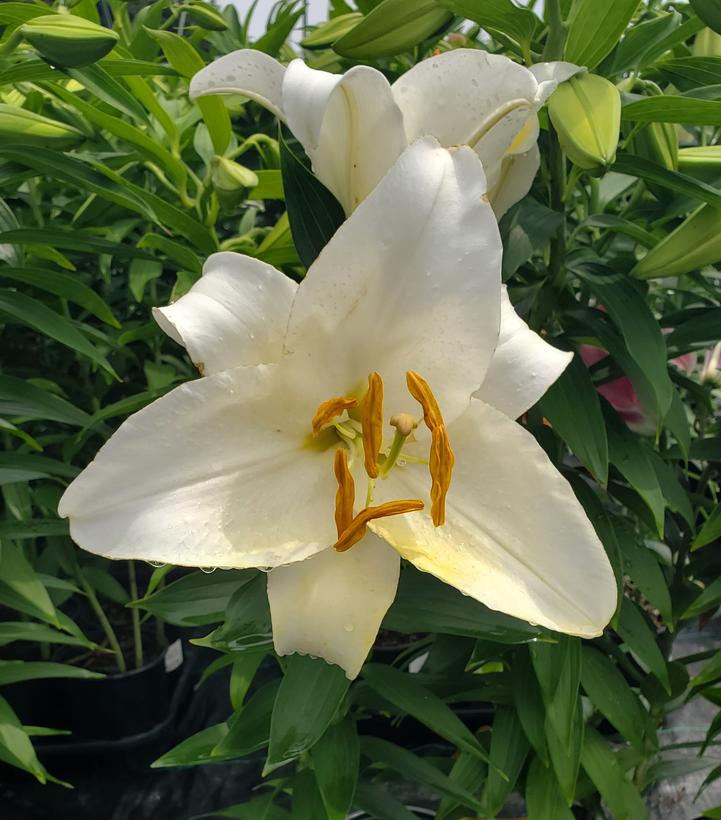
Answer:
[352, 783, 419, 820]
[690, 0, 721, 35]
[132, 569, 255, 626]
[691, 649, 721, 691]
[483, 706, 529, 817]
[362, 663, 489, 762]
[512, 648, 548, 764]
[211, 680, 278, 758]
[581, 727, 649, 820]
[617, 597, 670, 693]
[0, 518, 69, 540]
[546, 699, 584, 806]
[611, 11, 682, 75]
[572, 264, 672, 424]
[279, 132, 344, 268]
[0, 228, 154, 260]
[619, 532, 672, 624]
[624, 94, 721, 126]
[151, 722, 230, 768]
[439, 0, 537, 55]
[584, 214, 657, 247]
[67, 64, 149, 123]
[0, 542, 59, 627]
[693, 502, 721, 550]
[606, 412, 666, 537]
[684, 576, 721, 619]
[291, 769, 326, 820]
[384, 565, 541, 643]
[564, 0, 640, 68]
[200, 573, 272, 652]
[137, 233, 202, 274]
[500, 200, 563, 279]
[0, 267, 118, 327]
[129, 258, 163, 302]
[248, 170, 284, 201]
[0, 660, 103, 685]
[268, 655, 350, 764]
[581, 646, 649, 751]
[0, 289, 116, 377]
[332, 0, 452, 58]
[612, 153, 721, 207]
[525, 756, 575, 820]
[436, 751, 487, 820]
[360, 737, 484, 812]
[0, 622, 94, 649]
[539, 353, 608, 482]
[310, 717, 359, 820]
[0, 695, 57, 785]
[229, 651, 265, 710]
[0, 452, 78, 483]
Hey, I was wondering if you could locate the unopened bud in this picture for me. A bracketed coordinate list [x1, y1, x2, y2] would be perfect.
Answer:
[301, 13, 362, 49]
[211, 156, 259, 207]
[548, 73, 621, 172]
[678, 146, 721, 182]
[179, 3, 228, 31]
[20, 14, 119, 68]
[632, 203, 721, 279]
[693, 27, 721, 57]
[0, 104, 83, 149]
[632, 121, 678, 171]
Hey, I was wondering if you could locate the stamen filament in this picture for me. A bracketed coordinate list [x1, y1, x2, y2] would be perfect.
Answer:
[333, 448, 355, 537]
[312, 396, 358, 437]
[333, 499, 424, 553]
[362, 372, 384, 479]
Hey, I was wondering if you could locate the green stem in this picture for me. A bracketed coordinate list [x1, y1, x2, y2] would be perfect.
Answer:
[543, 0, 566, 60]
[548, 125, 567, 291]
[78, 568, 127, 674]
[128, 561, 144, 670]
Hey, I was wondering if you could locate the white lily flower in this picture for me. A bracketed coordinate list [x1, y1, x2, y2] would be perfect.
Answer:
[59, 139, 615, 679]
[189, 47, 579, 217]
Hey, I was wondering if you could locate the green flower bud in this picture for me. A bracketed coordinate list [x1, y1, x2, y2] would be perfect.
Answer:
[211, 156, 259, 207]
[19, 14, 119, 68]
[632, 203, 721, 279]
[179, 3, 228, 31]
[678, 146, 721, 182]
[693, 27, 721, 56]
[632, 121, 678, 171]
[333, 0, 452, 59]
[548, 73, 621, 172]
[0, 104, 83, 149]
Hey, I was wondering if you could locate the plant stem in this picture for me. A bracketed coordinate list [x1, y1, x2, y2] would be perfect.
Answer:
[543, 0, 566, 60]
[128, 561, 144, 670]
[548, 124, 567, 291]
[78, 568, 127, 674]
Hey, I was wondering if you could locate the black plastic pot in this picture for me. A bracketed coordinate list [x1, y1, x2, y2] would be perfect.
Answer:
[3, 639, 190, 755]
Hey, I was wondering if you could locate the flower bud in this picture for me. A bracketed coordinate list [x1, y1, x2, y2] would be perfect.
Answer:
[632, 121, 678, 171]
[0, 104, 83, 149]
[678, 146, 721, 182]
[333, 0, 452, 59]
[632, 203, 721, 279]
[548, 73, 621, 172]
[211, 156, 259, 207]
[301, 13, 363, 49]
[694, 27, 721, 56]
[19, 14, 119, 68]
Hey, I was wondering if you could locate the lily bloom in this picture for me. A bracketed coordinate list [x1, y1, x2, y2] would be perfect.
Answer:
[59, 140, 615, 679]
[190, 47, 578, 217]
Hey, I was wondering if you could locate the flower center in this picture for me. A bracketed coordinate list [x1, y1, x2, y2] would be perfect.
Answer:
[310, 371, 455, 551]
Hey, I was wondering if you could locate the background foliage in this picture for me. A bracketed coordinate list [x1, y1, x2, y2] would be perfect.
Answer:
[1, 0, 721, 817]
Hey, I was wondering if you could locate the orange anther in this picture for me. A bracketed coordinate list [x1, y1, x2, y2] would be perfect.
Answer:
[333, 499, 424, 553]
[406, 371, 443, 431]
[311, 396, 358, 436]
[429, 425, 454, 527]
[333, 448, 355, 537]
[362, 372, 384, 479]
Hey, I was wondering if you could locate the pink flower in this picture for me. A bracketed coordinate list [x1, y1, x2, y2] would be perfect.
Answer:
[579, 344, 696, 435]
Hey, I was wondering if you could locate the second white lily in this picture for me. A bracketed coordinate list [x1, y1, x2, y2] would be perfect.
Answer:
[190, 47, 579, 216]
[59, 139, 615, 679]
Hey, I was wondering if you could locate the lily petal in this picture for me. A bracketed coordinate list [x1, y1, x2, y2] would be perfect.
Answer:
[189, 49, 286, 120]
[372, 398, 616, 637]
[529, 61, 583, 102]
[267, 534, 400, 679]
[488, 146, 540, 218]
[392, 50, 541, 191]
[474, 286, 572, 418]
[153, 252, 297, 374]
[285, 137, 502, 425]
[281, 60, 406, 213]
[58, 364, 336, 568]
